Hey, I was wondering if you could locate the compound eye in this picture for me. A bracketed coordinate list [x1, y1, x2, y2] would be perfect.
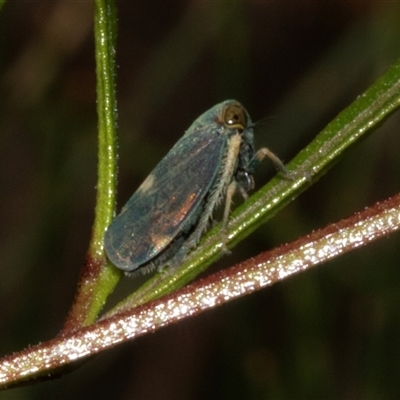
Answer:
[223, 103, 247, 132]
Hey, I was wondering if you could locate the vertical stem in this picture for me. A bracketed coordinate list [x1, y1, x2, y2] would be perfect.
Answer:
[62, 0, 121, 331]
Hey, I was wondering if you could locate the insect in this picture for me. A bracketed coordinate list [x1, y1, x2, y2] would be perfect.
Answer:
[104, 100, 287, 274]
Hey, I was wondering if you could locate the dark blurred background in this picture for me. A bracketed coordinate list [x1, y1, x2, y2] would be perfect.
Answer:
[1, 1, 400, 399]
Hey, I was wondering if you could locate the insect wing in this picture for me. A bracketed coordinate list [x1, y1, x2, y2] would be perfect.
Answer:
[105, 130, 226, 271]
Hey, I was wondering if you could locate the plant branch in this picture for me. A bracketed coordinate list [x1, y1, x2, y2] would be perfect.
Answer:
[1, 192, 400, 389]
[104, 56, 400, 313]
[62, 0, 121, 331]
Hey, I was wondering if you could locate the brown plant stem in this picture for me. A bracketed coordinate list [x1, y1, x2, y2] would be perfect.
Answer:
[1, 193, 399, 389]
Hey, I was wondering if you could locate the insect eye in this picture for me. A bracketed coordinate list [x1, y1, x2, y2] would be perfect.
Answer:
[223, 104, 247, 132]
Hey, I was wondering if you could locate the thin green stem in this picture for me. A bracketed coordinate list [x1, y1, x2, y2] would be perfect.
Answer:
[106, 56, 400, 312]
[62, 0, 121, 330]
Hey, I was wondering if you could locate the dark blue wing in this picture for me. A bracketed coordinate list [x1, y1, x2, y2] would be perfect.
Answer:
[104, 129, 226, 271]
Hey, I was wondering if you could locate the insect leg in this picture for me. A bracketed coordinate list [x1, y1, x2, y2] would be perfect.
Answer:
[220, 179, 237, 254]
[254, 148, 311, 181]
[252, 147, 288, 175]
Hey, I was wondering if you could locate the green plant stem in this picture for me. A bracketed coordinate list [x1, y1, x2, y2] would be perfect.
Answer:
[62, 0, 121, 331]
[106, 56, 400, 312]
